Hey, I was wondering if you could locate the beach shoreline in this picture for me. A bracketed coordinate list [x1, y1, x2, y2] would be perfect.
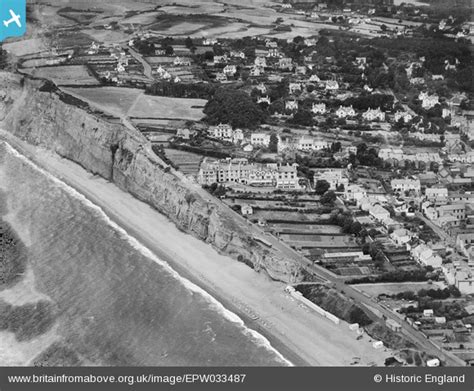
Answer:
[0, 131, 391, 367]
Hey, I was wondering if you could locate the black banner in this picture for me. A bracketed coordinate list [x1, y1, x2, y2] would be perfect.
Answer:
[0, 367, 472, 391]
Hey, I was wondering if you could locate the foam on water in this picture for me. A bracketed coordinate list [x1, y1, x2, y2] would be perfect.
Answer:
[3, 142, 293, 366]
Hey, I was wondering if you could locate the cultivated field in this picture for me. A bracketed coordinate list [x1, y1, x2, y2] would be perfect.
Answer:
[26, 65, 99, 86]
[164, 149, 203, 176]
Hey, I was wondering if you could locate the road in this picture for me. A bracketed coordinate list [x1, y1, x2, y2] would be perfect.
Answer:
[415, 212, 455, 246]
[125, 45, 154, 81]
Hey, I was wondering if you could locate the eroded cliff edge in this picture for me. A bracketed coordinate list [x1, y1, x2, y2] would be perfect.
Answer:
[0, 72, 303, 283]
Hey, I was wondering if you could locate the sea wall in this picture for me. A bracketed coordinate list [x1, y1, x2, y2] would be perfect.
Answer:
[0, 73, 303, 283]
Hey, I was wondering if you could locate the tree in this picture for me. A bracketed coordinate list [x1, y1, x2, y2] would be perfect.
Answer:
[320, 190, 336, 205]
[185, 36, 193, 49]
[315, 180, 330, 195]
[164, 45, 174, 56]
[269, 133, 279, 153]
[289, 109, 313, 126]
[204, 87, 266, 129]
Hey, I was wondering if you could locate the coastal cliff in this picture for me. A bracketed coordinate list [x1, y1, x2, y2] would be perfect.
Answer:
[0, 72, 303, 283]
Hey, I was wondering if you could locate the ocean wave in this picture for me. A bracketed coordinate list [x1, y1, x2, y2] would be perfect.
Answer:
[3, 142, 293, 366]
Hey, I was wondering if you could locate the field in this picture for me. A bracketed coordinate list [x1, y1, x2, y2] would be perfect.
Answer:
[129, 95, 206, 121]
[3, 39, 47, 57]
[164, 149, 203, 176]
[26, 65, 99, 86]
[62, 87, 142, 115]
[354, 282, 447, 297]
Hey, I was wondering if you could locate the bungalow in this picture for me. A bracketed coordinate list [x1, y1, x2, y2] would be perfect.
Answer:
[176, 128, 191, 140]
[257, 96, 271, 105]
[267, 48, 280, 58]
[241, 204, 253, 216]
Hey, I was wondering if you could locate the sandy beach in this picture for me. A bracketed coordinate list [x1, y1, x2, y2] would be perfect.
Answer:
[0, 132, 391, 367]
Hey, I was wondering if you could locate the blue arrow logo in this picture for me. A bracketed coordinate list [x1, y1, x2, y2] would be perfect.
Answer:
[0, 0, 26, 42]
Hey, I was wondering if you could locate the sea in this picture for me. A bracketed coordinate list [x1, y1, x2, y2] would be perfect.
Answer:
[0, 141, 290, 366]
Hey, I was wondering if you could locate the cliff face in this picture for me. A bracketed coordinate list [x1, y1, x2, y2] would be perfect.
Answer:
[0, 73, 302, 283]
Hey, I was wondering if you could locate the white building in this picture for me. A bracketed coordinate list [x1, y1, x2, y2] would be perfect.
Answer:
[412, 244, 442, 268]
[336, 105, 356, 118]
[362, 107, 385, 122]
[313, 169, 348, 190]
[173, 57, 191, 66]
[391, 178, 421, 194]
[369, 205, 390, 221]
[394, 111, 413, 123]
[345, 184, 368, 202]
[325, 80, 339, 90]
[312, 103, 327, 115]
[198, 158, 300, 190]
[223, 65, 237, 77]
[419, 91, 440, 110]
[254, 57, 267, 68]
[285, 100, 299, 111]
[297, 137, 328, 152]
[250, 133, 271, 147]
[391, 228, 413, 246]
[207, 124, 243, 143]
[289, 83, 302, 94]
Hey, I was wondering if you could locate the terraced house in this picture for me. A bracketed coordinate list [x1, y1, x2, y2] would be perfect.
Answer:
[198, 158, 300, 189]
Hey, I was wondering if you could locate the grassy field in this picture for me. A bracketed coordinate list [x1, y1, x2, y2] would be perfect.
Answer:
[129, 95, 206, 121]
[62, 87, 142, 114]
[3, 39, 47, 56]
[354, 282, 447, 297]
[27, 65, 99, 86]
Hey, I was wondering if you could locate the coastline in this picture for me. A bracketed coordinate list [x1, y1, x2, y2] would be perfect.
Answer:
[0, 131, 391, 367]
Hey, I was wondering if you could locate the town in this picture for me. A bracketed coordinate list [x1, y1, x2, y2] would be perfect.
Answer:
[8, 0, 473, 368]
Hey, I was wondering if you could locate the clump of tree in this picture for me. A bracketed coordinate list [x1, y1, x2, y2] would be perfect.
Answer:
[203, 183, 227, 198]
[314, 179, 330, 195]
[204, 87, 267, 129]
[133, 39, 155, 56]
